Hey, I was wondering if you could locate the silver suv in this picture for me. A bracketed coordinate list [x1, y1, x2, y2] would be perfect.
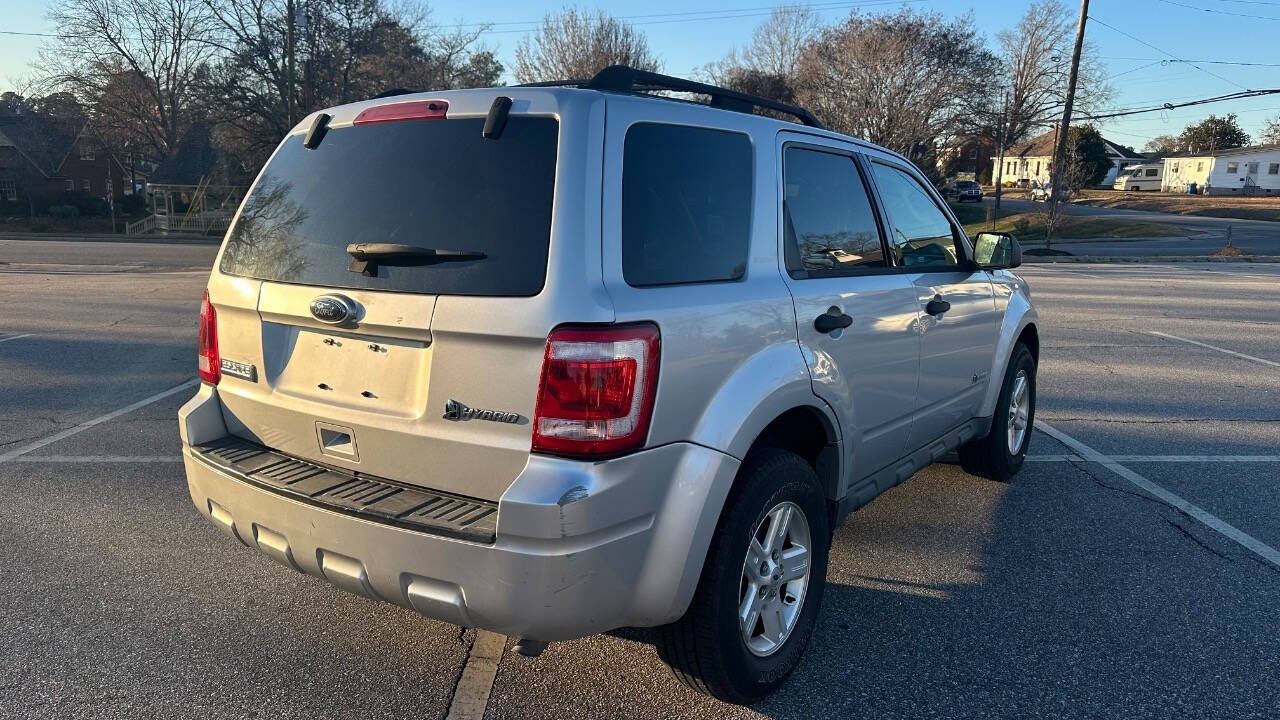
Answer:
[179, 66, 1038, 704]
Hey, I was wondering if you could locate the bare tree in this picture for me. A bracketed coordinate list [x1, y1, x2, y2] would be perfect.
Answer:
[513, 7, 659, 83]
[200, 0, 500, 171]
[1143, 134, 1179, 156]
[1263, 114, 1280, 145]
[1033, 157, 1090, 245]
[991, 0, 1111, 147]
[795, 9, 999, 170]
[39, 0, 217, 161]
[701, 5, 819, 106]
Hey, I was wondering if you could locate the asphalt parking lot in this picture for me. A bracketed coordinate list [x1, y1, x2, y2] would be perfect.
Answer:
[2, 242, 1278, 719]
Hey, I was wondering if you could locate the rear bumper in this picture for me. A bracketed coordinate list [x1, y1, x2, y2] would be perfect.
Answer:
[179, 385, 740, 642]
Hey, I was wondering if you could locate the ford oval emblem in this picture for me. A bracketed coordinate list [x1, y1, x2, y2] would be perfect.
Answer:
[309, 294, 358, 325]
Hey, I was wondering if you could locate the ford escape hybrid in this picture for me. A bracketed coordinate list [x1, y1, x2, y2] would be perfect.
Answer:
[179, 66, 1039, 704]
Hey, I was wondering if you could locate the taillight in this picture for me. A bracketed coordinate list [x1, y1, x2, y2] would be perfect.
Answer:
[353, 99, 448, 125]
[197, 289, 220, 385]
[532, 324, 660, 458]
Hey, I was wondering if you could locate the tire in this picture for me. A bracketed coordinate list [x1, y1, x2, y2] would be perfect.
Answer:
[958, 343, 1036, 482]
[656, 448, 831, 704]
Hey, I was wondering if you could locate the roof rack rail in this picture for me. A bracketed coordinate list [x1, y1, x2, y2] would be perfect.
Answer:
[519, 65, 824, 129]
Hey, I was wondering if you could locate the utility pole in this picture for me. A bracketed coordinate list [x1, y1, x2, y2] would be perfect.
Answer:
[286, 0, 296, 128]
[1049, 0, 1089, 196]
[994, 92, 1008, 210]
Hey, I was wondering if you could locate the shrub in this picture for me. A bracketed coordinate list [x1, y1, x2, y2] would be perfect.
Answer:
[1012, 217, 1031, 235]
[116, 193, 147, 217]
[49, 204, 80, 217]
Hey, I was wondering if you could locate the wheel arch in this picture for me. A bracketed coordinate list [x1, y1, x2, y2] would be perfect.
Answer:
[979, 288, 1039, 418]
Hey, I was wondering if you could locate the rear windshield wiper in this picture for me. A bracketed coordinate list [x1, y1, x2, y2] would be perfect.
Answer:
[346, 243, 486, 276]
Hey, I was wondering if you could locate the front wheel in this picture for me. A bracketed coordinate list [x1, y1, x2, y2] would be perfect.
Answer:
[958, 343, 1036, 481]
[656, 448, 830, 704]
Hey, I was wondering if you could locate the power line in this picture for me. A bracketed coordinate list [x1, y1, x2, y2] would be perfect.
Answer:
[1080, 88, 1280, 120]
[1088, 14, 1250, 91]
[0, 0, 927, 40]
[1099, 56, 1280, 66]
[1156, 0, 1280, 20]
[437, 0, 913, 29]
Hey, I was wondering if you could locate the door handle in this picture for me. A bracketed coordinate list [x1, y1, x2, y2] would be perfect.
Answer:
[814, 307, 853, 334]
[925, 295, 951, 316]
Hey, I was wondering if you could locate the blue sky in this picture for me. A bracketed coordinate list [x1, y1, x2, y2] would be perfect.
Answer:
[2, 0, 1278, 148]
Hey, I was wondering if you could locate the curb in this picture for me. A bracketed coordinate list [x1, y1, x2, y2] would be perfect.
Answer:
[1025, 255, 1280, 264]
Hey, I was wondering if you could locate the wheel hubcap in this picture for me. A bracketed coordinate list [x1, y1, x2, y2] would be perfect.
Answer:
[1007, 369, 1031, 454]
[739, 501, 812, 657]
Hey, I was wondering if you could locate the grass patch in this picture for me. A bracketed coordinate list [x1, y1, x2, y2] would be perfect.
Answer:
[950, 202, 1184, 242]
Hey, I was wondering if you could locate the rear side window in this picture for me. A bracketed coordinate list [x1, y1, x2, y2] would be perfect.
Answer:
[782, 147, 886, 278]
[622, 123, 752, 286]
[219, 116, 558, 296]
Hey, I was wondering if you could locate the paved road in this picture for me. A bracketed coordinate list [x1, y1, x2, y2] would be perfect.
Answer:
[989, 196, 1280, 256]
[0, 236, 218, 273]
[1, 247, 1278, 719]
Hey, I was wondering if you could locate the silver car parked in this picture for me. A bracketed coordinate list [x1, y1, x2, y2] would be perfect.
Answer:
[179, 66, 1039, 704]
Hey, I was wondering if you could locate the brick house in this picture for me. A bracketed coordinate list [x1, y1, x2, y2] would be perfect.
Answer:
[0, 115, 148, 213]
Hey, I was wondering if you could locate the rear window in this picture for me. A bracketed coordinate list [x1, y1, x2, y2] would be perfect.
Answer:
[622, 123, 752, 287]
[219, 116, 558, 296]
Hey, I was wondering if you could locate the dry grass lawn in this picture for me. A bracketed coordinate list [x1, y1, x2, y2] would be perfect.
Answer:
[1072, 189, 1280, 222]
[949, 202, 1184, 243]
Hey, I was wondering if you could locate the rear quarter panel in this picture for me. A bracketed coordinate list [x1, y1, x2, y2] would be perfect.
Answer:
[598, 96, 837, 465]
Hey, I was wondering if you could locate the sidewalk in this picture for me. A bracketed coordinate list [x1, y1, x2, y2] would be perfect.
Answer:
[0, 231, 220, 245]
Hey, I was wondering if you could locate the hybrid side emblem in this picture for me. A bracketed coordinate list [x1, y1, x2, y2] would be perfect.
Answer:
[443, 399, 521, 424]
[310, 294, 358, 325]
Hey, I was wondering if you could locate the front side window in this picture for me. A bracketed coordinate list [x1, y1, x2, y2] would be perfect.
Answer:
[871, 163, 960, 270]
[782, 147, 885, 278]
[622, 123, 752, 287]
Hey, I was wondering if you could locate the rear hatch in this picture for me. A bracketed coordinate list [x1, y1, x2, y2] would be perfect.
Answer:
[209, 102, 561, 501]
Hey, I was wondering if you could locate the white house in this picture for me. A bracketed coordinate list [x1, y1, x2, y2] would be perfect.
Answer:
[991, 129, 1146, 188]
[1161, 144, 1280, 195]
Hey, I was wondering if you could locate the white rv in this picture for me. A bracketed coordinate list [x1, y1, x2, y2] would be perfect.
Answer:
[1114, 161, 1164, 191]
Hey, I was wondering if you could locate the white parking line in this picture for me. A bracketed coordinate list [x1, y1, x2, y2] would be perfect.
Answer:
[0, 380, 198, 464]
[1148, 330, 1280, 369]
[445, 630, 507, 720]
[0, 333, 33, 344]
[1028, 454, 1280, 463]
[1037, 422, 1280, 570]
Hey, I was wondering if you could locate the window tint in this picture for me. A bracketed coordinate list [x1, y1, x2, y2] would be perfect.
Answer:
[870, 163, 960, 270]
[782, 147, 885, 278]
[220, 116, 558, 296]
[622, 123, 752, 286]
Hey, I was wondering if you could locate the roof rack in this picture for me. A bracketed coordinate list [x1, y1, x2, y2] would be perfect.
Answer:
[519, 65, 824, 129]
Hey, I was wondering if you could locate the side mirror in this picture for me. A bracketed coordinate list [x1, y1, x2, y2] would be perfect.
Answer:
[973, 231, 1022, 270]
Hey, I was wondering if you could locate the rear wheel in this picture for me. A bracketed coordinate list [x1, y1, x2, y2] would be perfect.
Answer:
[656, 448, 830, 704]
[958, 343, 1036, 481]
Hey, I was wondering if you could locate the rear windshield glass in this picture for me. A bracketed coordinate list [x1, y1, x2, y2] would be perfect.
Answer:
[219, 116, 558, 296]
